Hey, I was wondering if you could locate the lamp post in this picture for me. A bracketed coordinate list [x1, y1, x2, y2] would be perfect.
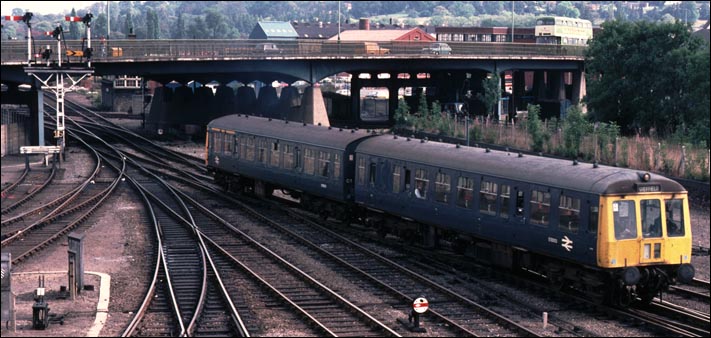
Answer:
[338, 1, 341, 42]
[511, 1, 514, 43]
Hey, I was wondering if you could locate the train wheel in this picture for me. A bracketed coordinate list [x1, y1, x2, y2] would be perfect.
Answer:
[376, 226, 388, 238]
[616, 286, 634, 307]
[452, 239, 468, 255]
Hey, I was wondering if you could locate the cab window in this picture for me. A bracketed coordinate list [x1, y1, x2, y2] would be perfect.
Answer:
[665, 199, 685, 237]
[641, 199, 662, 238]
[613, 200, 637, 240]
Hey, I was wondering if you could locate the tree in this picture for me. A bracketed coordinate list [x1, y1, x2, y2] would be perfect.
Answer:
[556, 1, 580, 18]
[526, 104, 547, 152]
[122, 2, 134, 37]
[447, 2, 475, 17]
[562, 105, 589, 158]
[700, 2, 710, 20]
[585, 20, 708, 138]
[69, 8, 80, 40]
[190, 16, 209, 39]
[476, 73, 501, 118]
[93, 13, 108, 39]
[174, 13, 185, 39]
[146, 8, 159, 39]
[205, 8, 229, 39]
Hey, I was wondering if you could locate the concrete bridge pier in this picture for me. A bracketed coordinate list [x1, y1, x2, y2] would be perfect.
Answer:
[513, 70, 526, 111]
[300, 86, 329, 126]
[256, 86, 279, 119]
[280, 86, 302, 122]
[571, 70, 586, 113]
[236, 86, 257, 116]
[214, 85, 236, 120]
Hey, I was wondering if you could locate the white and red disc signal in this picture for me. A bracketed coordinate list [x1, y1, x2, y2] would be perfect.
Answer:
[413, 297, 428, 313]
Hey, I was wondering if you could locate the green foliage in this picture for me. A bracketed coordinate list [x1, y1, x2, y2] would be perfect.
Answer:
[594, 121, 620, 163]
[476, 73, 501, 117]
[417, 93, 430, 120]
[562, 105, 589, 158]
[684, 145, 710, 181]
[69, 8, 80, 40]
[585, 20, 709, 142]
[526, 104, 547, 152]
[146, 8, 159, 39]
[394, 98, 411, 129]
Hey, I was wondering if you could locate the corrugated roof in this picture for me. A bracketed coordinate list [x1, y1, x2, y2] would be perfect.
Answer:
[255, 21, 299, 39]
[329, 29, 426, 41]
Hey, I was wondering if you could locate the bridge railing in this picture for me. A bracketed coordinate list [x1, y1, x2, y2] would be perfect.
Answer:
[0, 39, 585, 64]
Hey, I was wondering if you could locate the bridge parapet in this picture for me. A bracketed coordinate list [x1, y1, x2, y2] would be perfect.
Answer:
[1, 39, 585, 65]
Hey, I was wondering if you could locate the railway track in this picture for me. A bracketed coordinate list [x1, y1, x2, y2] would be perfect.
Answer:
[30, 95, 704, 334]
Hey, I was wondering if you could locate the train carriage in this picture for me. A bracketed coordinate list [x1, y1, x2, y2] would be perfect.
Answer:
[353, 135, 694, 304]
[206, 115, 375, 217]
[206, 115, 694, 306]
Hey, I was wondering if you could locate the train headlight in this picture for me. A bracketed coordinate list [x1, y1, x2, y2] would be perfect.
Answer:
[639, 172, 651, 182]
[621, 267, 640, 285]
[677, 264, 695, 284]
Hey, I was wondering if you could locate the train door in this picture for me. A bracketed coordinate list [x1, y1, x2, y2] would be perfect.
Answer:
[512, 185, 528, 224]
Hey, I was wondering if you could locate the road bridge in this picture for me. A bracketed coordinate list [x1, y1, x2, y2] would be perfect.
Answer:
[1, 39, 586, 148]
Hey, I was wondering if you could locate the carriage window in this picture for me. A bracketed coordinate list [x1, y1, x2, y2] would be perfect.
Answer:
[369, 163, 376, 185]
[333, 154, 341, 179]
[665, 199, 684, 237]
[319, 151, 330, 177]
[214, 132, 224, 153]
[243, 136, 255, 161]
[392, 166, 401, 193]
[414, 169, 428, 199]
[257, 138, 268, 164]
[589, 205, 599, 233]
[613, 200, 637, 240]
[558, 195, 580, 232]
[500, 184, 510, 219]
[456, 177, 474, 208]
[641, 199, 662, 238]
[304, 148, 316, 175]
[270, 142, 280, 167]
[357, 157, 366, 185]
[283, 144, 293, 169]
[223, 133, 234, 155]
[530, 189, 550, 225]
[435, 172, 451, 203]
[480, 180, 498, 215]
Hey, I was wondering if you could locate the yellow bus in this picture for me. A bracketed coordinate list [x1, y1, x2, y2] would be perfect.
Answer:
[535, 16, 593, 45]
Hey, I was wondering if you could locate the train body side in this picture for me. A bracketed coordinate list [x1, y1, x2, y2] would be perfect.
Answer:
[206, 115, 374, 202]
[353, 135, 692, 272]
